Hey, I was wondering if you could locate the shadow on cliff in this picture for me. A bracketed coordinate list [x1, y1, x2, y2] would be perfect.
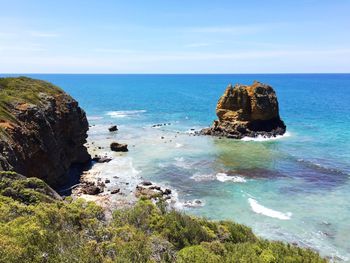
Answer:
[56, 162, 92, 196]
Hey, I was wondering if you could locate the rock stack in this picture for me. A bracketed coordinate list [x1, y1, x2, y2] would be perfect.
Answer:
[200, 81, 286, 139]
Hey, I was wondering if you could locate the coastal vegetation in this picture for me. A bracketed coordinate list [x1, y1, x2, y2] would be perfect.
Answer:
[0, 172, 326, 263]
[0, 77, 63, 126]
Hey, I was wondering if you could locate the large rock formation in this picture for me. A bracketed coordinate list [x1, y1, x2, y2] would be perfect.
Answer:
[200, 81, 286, 139]
[0, 77, 91, 187]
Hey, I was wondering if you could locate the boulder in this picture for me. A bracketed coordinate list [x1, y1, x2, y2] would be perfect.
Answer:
[81, 182, 102, 195]
[135, 185, 162, 199]
[141, 181, 152, 186]
[110, 142, 128, 152]
[110, 188, 120, 194]
[108, 125, 118, 132]
[163, 188, 172, 195]
[200, 81, 286, 139]
[92, 156, 112, 163]
[135, 183, 172, 200]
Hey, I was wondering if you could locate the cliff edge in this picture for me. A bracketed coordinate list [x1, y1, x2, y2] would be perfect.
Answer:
[0, 77, 90, 187]
[200, 81, 286, 139]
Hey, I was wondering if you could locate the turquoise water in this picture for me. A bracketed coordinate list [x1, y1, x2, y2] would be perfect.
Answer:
[3, 74, 350, 260]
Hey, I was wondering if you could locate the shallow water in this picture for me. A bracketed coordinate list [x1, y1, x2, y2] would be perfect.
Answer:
[2, 74, 350, 261]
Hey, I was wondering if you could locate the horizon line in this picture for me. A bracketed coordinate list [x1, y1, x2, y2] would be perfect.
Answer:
[1, 72, 350, 75]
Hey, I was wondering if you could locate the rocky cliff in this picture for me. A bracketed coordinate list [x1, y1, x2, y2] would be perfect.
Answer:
[200, 81, 286, 138]
[0, 77, 90, 187]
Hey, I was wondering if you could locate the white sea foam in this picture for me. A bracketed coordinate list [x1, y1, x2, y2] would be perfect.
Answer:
[174, 157, 184, 162]
[184, 199, 205, 208]
[190, 173, 214, 182]
[87, 116, 104, 120]
[186, 129, 196, 134]
[248, 198, 292, 220]
[90, 156, 141, 193]
[175, 143, 183, 148]
[171, 191, 205, 209]
[106, 110, 146, 118]
[173, 157, 192, 169]
[241, 131, 291, 142]
[168, 190, 183, 209]
[191, 172, 246, 183]
[216, 173, 247, 183]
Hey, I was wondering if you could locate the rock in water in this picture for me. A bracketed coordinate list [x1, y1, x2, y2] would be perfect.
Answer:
[110, 142, 128, 152]
[0, 77, 91, 188]
[108, 125, 118, 132]
[200, 81, 286, 139]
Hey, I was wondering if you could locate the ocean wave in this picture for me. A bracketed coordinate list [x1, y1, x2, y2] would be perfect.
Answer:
[190, 172, 247, 183]
[171, 191, 205, 209]
[175, 143, 183, 148]
[216, 173, 247, 183]
[173, 157, 191, 169]
[248, 198, 292, 220]
[241, 131, 291, 142]
[106, 110, 146, 118]
[190, 173, 214, 182]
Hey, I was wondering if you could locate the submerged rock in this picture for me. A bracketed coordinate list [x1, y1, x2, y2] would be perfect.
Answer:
[110, 142, 128, 152]
[200, 81, 286, 139]
[0, 77, 91, 188]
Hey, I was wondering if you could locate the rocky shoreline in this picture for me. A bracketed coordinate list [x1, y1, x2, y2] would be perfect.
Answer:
[69, 124, 179, 215]
[0, 77, 286, 212]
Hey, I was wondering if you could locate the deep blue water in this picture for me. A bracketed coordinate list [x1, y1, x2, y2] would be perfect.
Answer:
[2, 74, 350, 260]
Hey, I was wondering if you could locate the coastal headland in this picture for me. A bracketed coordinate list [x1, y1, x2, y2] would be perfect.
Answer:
[0, 77, 326, 262]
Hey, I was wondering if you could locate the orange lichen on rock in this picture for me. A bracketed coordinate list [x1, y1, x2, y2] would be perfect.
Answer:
[0, 121, 13, 130]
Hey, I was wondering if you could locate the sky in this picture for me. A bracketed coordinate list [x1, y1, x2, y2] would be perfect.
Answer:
[0, 0, 349, 73]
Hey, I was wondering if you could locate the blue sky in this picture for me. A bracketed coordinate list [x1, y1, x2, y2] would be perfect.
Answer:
[0, 0, 349, 73]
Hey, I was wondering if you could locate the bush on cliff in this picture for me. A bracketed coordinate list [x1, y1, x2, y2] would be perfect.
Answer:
[0, 175, 326, 263]
[0, 77, 64, 127]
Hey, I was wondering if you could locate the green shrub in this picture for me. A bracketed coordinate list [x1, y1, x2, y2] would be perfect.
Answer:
[0, 177, 327, 263]
[177, 245, 221, 263]
[0, 174, 58, 204]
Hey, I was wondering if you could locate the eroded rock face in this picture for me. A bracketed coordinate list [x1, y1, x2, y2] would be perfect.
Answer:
[0, 77, 91, 188]
[200, 81, 286, 138]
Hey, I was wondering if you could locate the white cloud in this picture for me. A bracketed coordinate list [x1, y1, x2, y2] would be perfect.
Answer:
[28, 31, 60, 38]
[187, 25, 268, 34]
[184, 42, 212, 48]
[93, 48, 136, 54]
[0, 48, 349, 73]
[0, 45, 45, 52]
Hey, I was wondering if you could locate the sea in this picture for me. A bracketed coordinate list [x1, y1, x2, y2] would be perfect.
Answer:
[2, 74, 350, 261]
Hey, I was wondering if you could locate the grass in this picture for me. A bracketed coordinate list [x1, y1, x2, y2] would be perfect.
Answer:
[0, 77, 64, 123]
